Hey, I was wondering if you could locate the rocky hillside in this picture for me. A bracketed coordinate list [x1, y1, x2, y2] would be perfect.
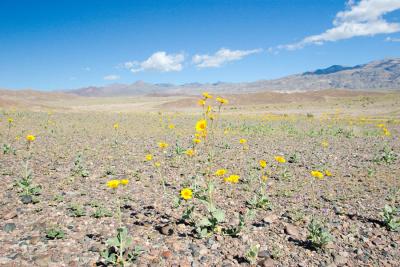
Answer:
[68, 58, 400, 96]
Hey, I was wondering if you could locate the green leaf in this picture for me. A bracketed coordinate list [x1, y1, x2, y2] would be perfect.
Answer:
[212, 209, 225, 223]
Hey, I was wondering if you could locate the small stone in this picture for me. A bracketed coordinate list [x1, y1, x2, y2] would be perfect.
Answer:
[2, 211, 17, 220]
[34, 254, 51, 267]
[258, 250, 271, 258]
[3, 223, 16, 233]
[259, 258, 275, 267]
[20, 195, 33, 204]
[263, 214, 278, 224]
[30, 236, 40, 245]
[199, 248, 208, 255]
[284, 224, 299, 238]
[88, 246, 99, 252]
[372, 238, 385, 246]
[334, 254, 348, 266]
[161, 250, 172, 259]
[160, 225, 174, 236]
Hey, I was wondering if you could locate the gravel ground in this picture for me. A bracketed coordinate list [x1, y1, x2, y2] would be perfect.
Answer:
[0, 111, 399, 267]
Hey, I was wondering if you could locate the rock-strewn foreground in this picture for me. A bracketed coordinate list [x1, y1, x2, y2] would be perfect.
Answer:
[0, 106, 399, 266]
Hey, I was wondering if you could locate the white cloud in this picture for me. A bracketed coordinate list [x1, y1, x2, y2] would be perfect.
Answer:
[103, 74, 120, 81]
[279, 0, 400, 50]
[192, 48, 262, 68]
[124, 51, 185, 73]
[385, 36, 400, 41]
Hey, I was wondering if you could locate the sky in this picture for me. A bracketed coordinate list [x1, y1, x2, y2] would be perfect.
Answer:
[1, 0, 400, 91]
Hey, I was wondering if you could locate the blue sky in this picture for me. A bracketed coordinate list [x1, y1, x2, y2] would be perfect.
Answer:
[1, 0, 400, 90]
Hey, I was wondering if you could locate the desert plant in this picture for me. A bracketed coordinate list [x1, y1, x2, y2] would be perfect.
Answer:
[71, 153, 89, 177]
[381, 205, 400, 231]
[244, 243, 260, 265]
[92, 206, 113, 218]
[307, 218, 332, 249]
[45, 227, 65, 240]
[68, 203, 86, 217]
[374, 146, 397, 164]
[101, 227, 143, 266]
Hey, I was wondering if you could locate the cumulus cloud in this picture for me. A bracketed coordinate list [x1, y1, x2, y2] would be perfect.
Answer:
[279, 0, 400, 50]
[103, 74, 120, 81]
[192, 48, 262, 68]
[124, 51, 185, 73]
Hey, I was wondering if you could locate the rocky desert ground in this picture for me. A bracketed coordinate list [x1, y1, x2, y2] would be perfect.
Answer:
[0, 90, 399, 267]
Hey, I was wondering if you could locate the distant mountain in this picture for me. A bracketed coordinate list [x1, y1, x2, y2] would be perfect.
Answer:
[302, 64, 363, 75]
[67, 58, 400, 96]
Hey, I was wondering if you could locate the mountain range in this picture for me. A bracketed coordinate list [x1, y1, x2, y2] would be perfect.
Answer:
[67, 58, 400, 97]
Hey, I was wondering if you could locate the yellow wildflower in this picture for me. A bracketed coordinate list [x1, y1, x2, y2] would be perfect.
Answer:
[120, 179, 129, 185]
[158, 142, 169, 149]
[198, 99, 206, 106]
[216, 97, 228, 104]
[195, 119, 207, 132]
[154, 162, 161, 168]
[113, 123, 119, 130]
[214, 169, 227, 176]
[26, 135, 36, 142]
[311, 170, 324, 180]
[376, 123, 385, 128]
[106, 179, 120, 189]
[168, 124, 175, 129]
[185, 149, 195, 157]
[325, 170, 332, 177]
[382, 128, 391, 136]
[180, 188, 193, 200]
[193, 138, 202, 144]
[7, 118, 13, 123]
[202, 92, 212, 99]
[145, 154, 153, 161]
[321, 140, 329, 148]
[259, 160, 267, 168]
[261, 175, 268, 182]
[239, 138, 247, 144]
[274, 156, 286, 163]
[224, 174, 240, 183]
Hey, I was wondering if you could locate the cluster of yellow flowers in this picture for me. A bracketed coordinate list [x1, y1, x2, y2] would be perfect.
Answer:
[376, 123, 391, 136]
[106, 179, 129, 189]
[311, 170, 332, 180]
[213, 168, 239, 183]
[224, 174, 240, 184]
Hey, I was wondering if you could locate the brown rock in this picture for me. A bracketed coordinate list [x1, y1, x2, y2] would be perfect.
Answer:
[284, 224, 299, 238]
[259, 258, 275, 267]
[34, 254, 51, 267]
[2, 211, 17, 220]
[263, 214, 279, 224]
[160, 225, 174, 236]
[161, 250, 173, 259]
